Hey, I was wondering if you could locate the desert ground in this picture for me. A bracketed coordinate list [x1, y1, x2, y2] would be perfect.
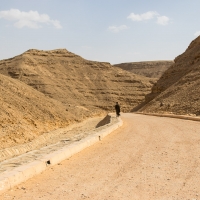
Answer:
[1, 113, 200, 200]
[1, 34, 200, 199]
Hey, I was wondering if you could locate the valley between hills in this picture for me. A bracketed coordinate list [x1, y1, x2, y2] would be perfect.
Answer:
[0, 36, 200, 156]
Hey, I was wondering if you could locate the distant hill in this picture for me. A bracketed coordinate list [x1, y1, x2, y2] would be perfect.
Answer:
[114, 61, 173, 79]
[140, 36, 200, 116]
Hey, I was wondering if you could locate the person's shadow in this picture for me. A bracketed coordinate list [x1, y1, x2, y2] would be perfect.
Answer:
[96, 115, 111, 128]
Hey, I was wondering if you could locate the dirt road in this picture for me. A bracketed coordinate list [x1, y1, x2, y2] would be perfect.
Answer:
[1, 113, 200, 200]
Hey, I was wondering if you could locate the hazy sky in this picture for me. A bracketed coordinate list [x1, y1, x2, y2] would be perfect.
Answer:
[0, 0, 200, 64]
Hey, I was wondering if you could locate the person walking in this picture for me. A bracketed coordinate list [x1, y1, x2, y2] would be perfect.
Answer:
[115, 102, 120, 117]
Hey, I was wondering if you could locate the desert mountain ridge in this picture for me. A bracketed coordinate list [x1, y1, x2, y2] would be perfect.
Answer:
[140, 36, 200, 115]
[0, 48, 154, 151]
[0, 48, 154, 112]
[114, 60, 173, 79]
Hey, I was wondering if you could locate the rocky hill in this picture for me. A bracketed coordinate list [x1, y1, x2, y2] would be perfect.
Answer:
[139, 36, 200, 116]
[0, 49, 154, 150]
[0, 49, 154, 112]
[0, 73, 103, 150]
[114, 61, 173, 79]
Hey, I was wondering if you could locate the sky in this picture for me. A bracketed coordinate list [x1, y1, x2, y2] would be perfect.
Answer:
[0, 0, 200, 64]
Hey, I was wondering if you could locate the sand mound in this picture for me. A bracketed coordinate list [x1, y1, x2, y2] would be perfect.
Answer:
[140, 36, 200, 115]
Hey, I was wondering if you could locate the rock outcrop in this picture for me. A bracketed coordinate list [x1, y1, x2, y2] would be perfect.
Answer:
[114, 61, 173, 79]
[140, 36, 200, 115]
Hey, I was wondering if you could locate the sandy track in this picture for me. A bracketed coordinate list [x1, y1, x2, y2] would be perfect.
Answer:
[1, 113, 200, 200]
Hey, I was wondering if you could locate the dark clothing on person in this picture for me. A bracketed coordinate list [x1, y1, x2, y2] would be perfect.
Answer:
[115, 104, 120, 116]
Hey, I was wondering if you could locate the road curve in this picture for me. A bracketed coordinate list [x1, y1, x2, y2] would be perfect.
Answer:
[1, 113, 200, 200]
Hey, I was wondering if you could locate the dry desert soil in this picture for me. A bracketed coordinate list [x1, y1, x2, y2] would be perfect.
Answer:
[1, 34, 200, 198]
[1, 114, 200, 200]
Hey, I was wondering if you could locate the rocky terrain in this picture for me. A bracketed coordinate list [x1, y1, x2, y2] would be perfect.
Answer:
[114, 61, 173, 79]
[140, 36, 200, 116]
[0, 73, 102, 150]
[0, 49, 154, 150]
[0, 49, 154, 112]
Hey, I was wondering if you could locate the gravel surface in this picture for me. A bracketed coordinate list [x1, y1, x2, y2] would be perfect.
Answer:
[1, 113, 200, 200]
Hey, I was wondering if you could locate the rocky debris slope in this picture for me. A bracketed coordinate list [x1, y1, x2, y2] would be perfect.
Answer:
[114, 61, 173, 79]
[0, 74, 103, 150]
[0, 49, 154, 112]
[140, 36, 200, 115]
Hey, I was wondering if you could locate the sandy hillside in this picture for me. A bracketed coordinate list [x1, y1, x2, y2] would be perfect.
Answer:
[114, 61, 173, 79]
[0, 73, 104, 150]
[0, 49, 153, 112]
[140, 36, 200, 115]
[0, 49, 154, 151]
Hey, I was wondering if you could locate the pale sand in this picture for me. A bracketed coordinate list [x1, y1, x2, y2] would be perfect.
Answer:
[1, 113, 200, 200]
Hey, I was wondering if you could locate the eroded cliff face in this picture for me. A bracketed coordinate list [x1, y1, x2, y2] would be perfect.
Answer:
[0, 49, 153, 112]
[114, 61, 173, 79]
[140, 36, 200, 115]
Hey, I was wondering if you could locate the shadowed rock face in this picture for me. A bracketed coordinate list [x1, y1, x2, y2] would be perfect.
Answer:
[114, 61, 173, 79]
[0, 49, 154, 112]
[140, 36, 200, 115]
